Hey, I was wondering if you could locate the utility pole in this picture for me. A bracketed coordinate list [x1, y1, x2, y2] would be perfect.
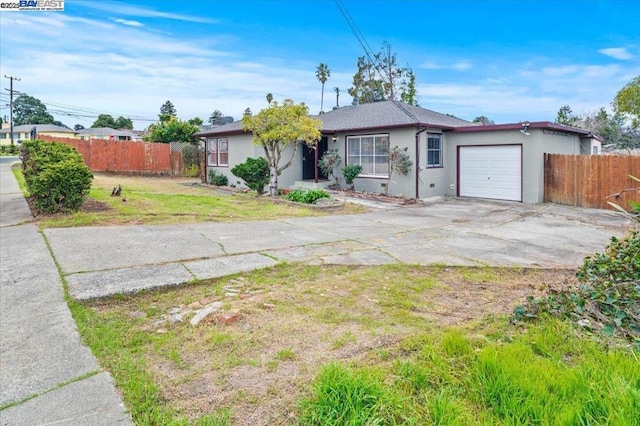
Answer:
[4, 75, 21, 146]
[334, 87, 340, 108]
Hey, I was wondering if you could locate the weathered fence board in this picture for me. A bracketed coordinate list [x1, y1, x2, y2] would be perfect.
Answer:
[544, 154, 640, 211]
[38, 135, 174, 175]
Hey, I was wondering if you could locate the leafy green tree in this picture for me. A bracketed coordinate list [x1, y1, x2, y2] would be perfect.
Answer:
[242, 99, 322, 196]
[349, 41, 417, 105]
[316, 63, 331, 113]
[613, 75, 640, 128]
[13, 94, 55, 125]
[348, 56, 384, 104]
[145, 117, 198, 144]
[473, 116, 495, 125]
[400, 69, 419, 106]
[266, 93, 273, 105]
[188, 117, 204, 126]
[159, 100, 177, 123]
[91, 114, 117, 128]
[243, 107, 253, 117]
[114, 116, 133, 129]
[209, 110, 223, 125]
[555, 105, 577, 126]
[578, 108, 639, 149]
[74, 124, 85, 130]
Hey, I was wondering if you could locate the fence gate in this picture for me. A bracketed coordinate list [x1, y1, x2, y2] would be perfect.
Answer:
[544, 154, 640, 211]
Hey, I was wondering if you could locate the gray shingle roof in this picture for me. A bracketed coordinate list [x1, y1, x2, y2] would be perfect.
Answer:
[0, 124, 76, 134]
[76, 127, 138, 137]
[316, 100, 474, 132]
[195, 100, 474, 138]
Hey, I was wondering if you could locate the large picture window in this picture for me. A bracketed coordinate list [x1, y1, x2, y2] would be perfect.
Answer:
[207, 138, 228, 167]
[427, 133, 442, 168]
[347, 134, 389, 177]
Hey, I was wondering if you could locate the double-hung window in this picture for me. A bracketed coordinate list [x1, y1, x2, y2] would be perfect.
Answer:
[207, 138, 228, 167]
[347, 134, 389, 177]
[427, 133, 442, 168]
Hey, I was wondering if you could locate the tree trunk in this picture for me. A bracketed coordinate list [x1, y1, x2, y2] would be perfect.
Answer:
[269, 164, 278, 196]
[320, 82, 325, 113]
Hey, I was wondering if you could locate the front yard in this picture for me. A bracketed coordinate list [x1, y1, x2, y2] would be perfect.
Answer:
[12, 168, 365, 228]
[72, 264, 639, 425]
[11, 165, 637, 424]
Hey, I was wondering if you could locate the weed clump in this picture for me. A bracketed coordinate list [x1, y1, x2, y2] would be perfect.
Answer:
[513, 230, 640, 349]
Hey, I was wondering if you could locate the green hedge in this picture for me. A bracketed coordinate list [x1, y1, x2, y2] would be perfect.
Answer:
[19, 140, 93, 213]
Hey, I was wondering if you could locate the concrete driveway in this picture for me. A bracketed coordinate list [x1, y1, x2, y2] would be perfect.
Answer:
[44, 197, 632, 300]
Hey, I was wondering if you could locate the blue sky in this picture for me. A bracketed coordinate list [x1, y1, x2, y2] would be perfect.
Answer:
[1, 0, 639, 129]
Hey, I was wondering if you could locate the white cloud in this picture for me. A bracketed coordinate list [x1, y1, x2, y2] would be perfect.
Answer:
[419, 60, 472, 71]
[76, 1, 217, 24]
[111, 18, 144, 27]
[598, 47, 634, 60]
[452, 61, 472, 71]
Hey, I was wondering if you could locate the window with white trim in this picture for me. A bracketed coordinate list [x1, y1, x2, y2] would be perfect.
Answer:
[347, 134, 389, 177]
[207, 138, 228, 167]
[427, 133, 442, 167]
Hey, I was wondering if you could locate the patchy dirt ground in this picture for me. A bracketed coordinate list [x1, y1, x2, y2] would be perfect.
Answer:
[87, 265, 577, 425]
[26, 196, 113, 218]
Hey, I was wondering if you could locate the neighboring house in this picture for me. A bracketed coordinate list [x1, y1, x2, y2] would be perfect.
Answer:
[196, 100, 601, 204]
[0, 124, 77, 145]
[76, 127, 141, 141]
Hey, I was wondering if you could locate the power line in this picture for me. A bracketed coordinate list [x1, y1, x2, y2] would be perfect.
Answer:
[333, 0, 391, 94]
[334, 0, 376, 67]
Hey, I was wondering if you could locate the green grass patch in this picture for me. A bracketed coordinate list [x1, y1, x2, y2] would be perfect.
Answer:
[11, 164, 29, 197]
[299, 320, 640, 425]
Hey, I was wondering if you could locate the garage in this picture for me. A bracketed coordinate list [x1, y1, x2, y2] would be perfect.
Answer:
[458, 145, 522, 201]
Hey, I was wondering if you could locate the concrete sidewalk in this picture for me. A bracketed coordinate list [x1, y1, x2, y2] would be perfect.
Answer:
[0, 163, 131, 425]
[44, 187, 631, 301]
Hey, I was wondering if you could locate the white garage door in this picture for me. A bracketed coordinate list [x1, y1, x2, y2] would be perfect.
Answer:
[459, 145, 522, 201]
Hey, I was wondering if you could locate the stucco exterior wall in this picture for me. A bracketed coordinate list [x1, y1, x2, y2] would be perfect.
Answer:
[338, 127, 417, 195]
[205, 133, 304, 192]
[205, 125, 585, 203]
[446, 129, 581, 203]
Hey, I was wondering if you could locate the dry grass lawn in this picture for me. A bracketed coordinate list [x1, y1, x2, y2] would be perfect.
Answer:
[31, 173, 366, 228]
[80, 264, 577, 425]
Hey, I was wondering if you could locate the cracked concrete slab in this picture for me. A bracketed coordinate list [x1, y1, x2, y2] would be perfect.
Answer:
[44, 224, 225, 274]
[66, 263, 195, 300]
[0, 225, 99, 406]
[0, 372, 131, 425]
[184, 253, 277, 280]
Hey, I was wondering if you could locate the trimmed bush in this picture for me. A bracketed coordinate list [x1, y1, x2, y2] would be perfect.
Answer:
[231, 157, 269, 194]
[342, 164, 362, 190]
[285, 189, 330, 204]
[30, 159, 93, 213]
[208, 169, 228, 186]
[20, 140, 92, 213]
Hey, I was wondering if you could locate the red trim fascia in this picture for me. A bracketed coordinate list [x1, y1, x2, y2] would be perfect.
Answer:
[451, 121, 591, 136]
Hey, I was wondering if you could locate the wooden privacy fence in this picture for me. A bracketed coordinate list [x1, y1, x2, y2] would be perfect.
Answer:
[38, 135, 192, 176]
[544, 154, 640, 211]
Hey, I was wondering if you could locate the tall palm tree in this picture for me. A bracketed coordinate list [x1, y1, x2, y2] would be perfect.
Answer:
[315, 63, 331, 113]
[266, 93, 273, 106]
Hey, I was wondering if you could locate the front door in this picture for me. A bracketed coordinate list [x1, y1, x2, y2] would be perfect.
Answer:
[302, 136, 328, 180]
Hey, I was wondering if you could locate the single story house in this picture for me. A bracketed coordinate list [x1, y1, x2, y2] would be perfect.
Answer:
[196, 100, 601, 203]
[0, 123, 77, 145]
[76, 127, 141, 141]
